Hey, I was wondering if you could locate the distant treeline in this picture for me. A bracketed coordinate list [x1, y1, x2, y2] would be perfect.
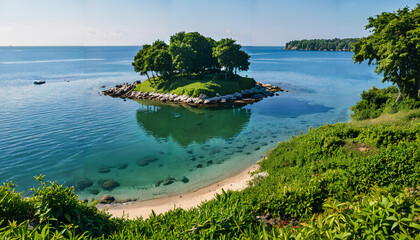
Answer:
[284, 38, 359, 51]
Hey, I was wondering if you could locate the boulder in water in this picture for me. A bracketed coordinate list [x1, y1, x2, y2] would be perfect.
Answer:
[162, 178, 175, 186]
[100, 179, 120, 191]
[181, 176, 189, 183]
[136, 155, 158, 167]
[99, 195, 115, 204]
[89, 189, 99, 195]
[116, 163, 128, 170]
[75, 178, 93, 191]
[98, 166, 111, 173]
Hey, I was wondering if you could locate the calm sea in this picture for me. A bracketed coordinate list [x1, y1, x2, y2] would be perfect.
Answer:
[0, 46, 384, 200]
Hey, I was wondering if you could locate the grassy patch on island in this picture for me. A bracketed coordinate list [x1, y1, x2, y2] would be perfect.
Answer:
[134, 74, 256, 97]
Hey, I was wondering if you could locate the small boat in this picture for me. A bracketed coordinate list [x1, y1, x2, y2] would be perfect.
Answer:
[34, 80, 46, 85]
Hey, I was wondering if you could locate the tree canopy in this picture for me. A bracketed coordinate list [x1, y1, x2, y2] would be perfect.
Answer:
[132, 32, 250, 81]
[213, 38, 250, 79]
[285, 38, 358, 51]
[353, 5, 420, 101]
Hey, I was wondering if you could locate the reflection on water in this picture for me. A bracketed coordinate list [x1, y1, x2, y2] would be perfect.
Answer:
[136, 100, 251, 146]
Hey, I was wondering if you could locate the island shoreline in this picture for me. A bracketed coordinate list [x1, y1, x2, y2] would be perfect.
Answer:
[96, 162, 262, 219]
[102, 81, 285, 106]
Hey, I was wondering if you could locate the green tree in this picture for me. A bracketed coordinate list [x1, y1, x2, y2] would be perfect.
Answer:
[169, 31, 186, 44]
[353, 5, 420, 101]
[234, 50, 250, 75]
[169, 41, 196, 76]
[132, 44, 152, 80]
[181, 32, 216, 73]
[147, 40, 169, 79]
[213, 38, 250, 80]
[154, 49, 172, 79]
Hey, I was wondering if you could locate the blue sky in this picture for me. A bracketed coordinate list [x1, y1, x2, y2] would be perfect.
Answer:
[0, 0, 418, 46]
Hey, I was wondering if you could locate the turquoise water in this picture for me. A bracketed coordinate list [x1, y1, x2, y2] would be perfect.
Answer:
[0, 46, 384, 201]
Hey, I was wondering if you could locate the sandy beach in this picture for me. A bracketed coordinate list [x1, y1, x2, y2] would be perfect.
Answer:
[97, 163, 260, 219]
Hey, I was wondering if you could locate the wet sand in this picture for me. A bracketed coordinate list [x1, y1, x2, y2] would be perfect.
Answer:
[97, 163, 260, 219]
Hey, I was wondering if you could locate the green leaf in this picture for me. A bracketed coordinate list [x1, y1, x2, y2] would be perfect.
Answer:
[391, 222, 399, 231]
[408, 222, 420, 230]
[64, 213, 71, 222]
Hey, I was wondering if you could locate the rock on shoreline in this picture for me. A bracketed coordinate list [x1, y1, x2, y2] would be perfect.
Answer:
[102, 81, 285, 106]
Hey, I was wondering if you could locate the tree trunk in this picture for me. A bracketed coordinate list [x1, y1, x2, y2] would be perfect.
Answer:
[395, 83, 402, 103]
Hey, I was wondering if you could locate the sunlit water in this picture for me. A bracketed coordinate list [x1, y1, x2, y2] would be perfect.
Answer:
[0, 46, 384, 201]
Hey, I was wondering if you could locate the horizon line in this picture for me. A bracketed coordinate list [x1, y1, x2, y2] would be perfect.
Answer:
[0, 45, 285, 47]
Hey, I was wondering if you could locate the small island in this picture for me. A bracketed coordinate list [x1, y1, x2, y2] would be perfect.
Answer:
[104, 32, 284, 105]
[284, 38, 359, 51]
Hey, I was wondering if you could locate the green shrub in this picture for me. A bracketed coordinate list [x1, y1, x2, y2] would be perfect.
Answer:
[351, 86, 420, 120]
[0, 182, 33, 226]
[29, 175, 116, 237]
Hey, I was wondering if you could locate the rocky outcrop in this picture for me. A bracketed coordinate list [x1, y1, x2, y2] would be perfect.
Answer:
[102, 81, 285, 106]
[99, 195, 115, 204]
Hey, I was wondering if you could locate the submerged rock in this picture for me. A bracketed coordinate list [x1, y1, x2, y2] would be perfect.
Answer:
[75, 178, 93, 191]
[136, 155, 159, 167]
[162, 178, 175, 186]
[89, 189, 99, 195]
[115, 163, 128, 170]
[196, 164, 203, 168]
[181, 176, 189, 183]
[99, 195, 115, 204]
[155, 180, 163, 187]
[98, 166, 111, 173]
[100, 179, 120, 191]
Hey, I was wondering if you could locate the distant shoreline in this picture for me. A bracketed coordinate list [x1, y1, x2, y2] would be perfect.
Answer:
[283, 47, 352, 52]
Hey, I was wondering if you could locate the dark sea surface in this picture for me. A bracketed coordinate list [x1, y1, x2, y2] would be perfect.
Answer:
[0, 46, 384, 200]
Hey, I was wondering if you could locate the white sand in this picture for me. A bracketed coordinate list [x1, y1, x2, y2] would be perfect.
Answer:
[97, 163, 260, 219]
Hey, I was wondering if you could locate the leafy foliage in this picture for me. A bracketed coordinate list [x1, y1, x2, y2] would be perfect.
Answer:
[351, 86, 420, 120]
[0, 182, 33, 226]
[133, 32, 250, 83]
[285, 38, 359, 51]
[353, 5, 420, 100]
[212, 38, 250, 79]
[30, 176, 116, 237]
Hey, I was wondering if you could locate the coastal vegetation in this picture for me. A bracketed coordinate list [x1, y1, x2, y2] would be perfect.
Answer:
[132, 32, 253, 98]
[133, 74, 255, 98]
[353, 5, 420, 102]
[284, 38, 359, 51]
[1, 5, 420, 240]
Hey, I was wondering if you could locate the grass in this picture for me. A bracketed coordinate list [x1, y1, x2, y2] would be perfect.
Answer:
[134, 74, 256, 97]
[350, 108, 420, 127]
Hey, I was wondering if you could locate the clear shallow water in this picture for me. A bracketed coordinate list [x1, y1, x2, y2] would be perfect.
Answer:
[0, 46, 384, 201]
